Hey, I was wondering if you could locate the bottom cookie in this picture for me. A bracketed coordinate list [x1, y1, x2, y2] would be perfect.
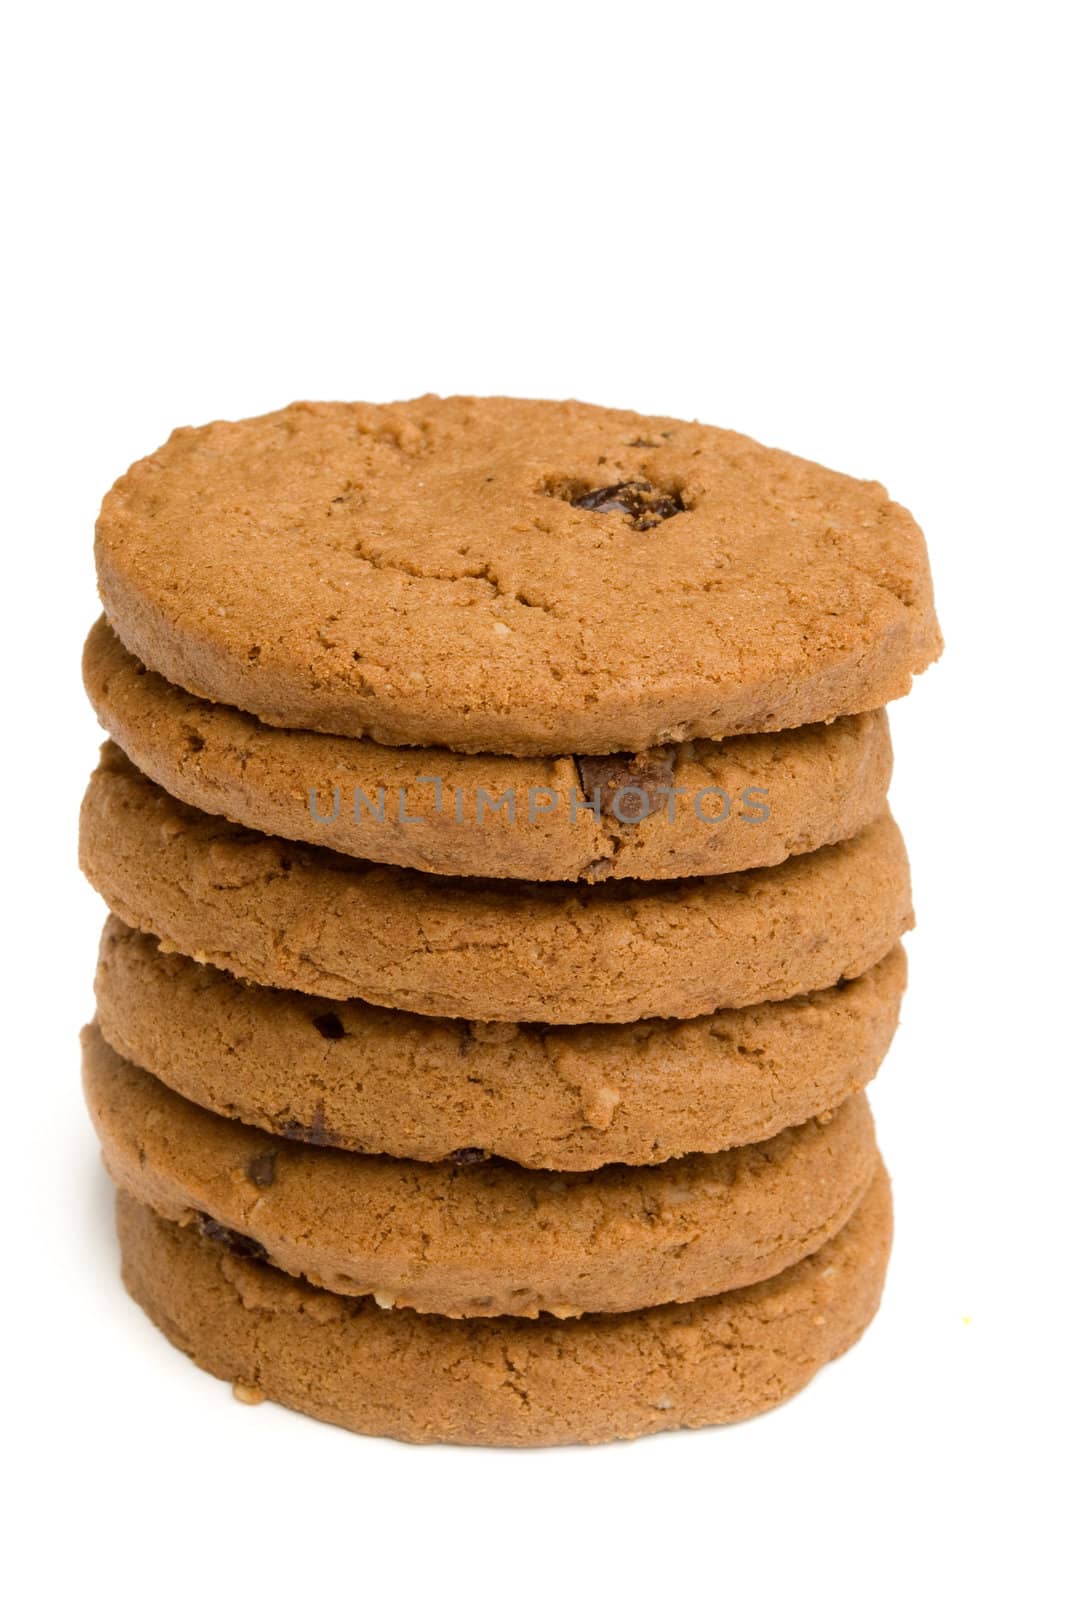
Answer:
[116, 1167, 892, 1447]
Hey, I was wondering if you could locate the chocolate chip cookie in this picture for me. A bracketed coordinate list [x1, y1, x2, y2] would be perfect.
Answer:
[85, 617, 894, 882]
[95, 397, 941, 756]
[79, 744, 914, 1023]
[85, 1026, 878, 1319]
[95, 917, 906, 1169]
[115, 1165, 892, 1444]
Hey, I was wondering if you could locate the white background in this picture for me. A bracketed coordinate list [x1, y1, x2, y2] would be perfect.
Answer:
[3, 3, 1067, 1595]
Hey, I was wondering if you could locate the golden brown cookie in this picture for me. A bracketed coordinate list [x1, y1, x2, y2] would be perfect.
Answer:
[95, 397, 941, 756]
[79, 745, 913, 1024]
[84, 617, 894, 883]
[96, 917, 906, 1169]
[85, 1026, 878, 1319]
[116, 1166, 892, 1445]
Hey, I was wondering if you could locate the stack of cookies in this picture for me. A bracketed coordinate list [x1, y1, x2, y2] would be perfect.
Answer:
[79, 398, 940, 1446]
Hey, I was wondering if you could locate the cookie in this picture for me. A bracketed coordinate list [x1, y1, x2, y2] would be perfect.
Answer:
[84, 617, 895, 883]
[116, 1166, 892, 1445]
[79, 745, 913, 1024]
[96, 917, 906, 1169]
[85, 1027, 878, 1319]
[95, 397, 941, 756]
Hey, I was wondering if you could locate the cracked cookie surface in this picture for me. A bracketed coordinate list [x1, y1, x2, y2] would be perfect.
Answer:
[79, 744, 914, 1024]
[115, 1166, 892, 1445]
[85, 1026, 878, 1319]
[95, 396, 941, 756]
[95, 917, 905, 1169]
[85, 617, 895, 882]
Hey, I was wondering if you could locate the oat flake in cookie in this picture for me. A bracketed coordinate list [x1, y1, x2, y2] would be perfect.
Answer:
[95, 396, 942, 756]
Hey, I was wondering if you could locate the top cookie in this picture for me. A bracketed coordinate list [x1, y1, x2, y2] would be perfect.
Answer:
[96, 397, 941, 756]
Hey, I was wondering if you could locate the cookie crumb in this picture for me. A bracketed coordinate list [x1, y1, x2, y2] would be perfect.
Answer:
[580, 1084, 621, 1130]
[232, 1381, 265, 1405]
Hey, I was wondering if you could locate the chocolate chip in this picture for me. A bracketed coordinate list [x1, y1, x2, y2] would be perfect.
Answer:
[576, 748, 679, 822]
[196, 1214, 267, 1261]
[570, 480, 684, 530]
[281, 1101, 332, 1146]
[312, 1012, 346, 1040]
[245, 1151, 277, 1188]
[449, 1147, 490, 1166]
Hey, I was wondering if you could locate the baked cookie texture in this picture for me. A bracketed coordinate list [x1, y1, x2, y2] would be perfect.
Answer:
[84, 1026, 878, 1319]
[84, 617, 895, 883]
[116, 1167, 892, 1445]
[81, 396, 935, 1443]
[79, 744, 913, 1024]
[95, 397, 941, 756]
[95, 918, 906, 1169]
